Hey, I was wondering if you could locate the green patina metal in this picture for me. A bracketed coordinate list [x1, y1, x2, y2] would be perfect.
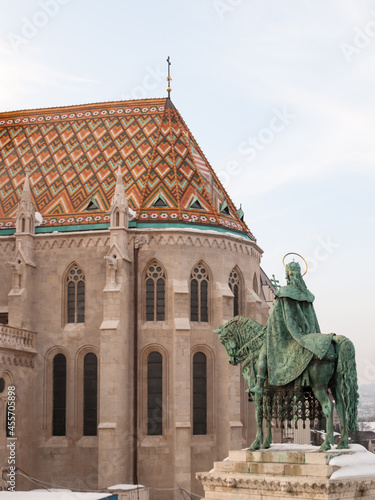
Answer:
[265, 261, 334, 386]
[0, 221, 254, 240]
[215, 261, 359, 452]
[35, 223, 109, 233]
[270, 274, 280, 291]
[0, 223, 110, 235]
[129, 221, 255, 240]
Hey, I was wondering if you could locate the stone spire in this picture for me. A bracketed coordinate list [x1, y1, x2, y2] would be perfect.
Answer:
[15, 170, 35, 234]
[110, 165, 128, 229]
[10, 170, 36, 330]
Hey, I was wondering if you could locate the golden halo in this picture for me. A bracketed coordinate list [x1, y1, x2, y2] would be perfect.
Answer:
[282, 253, 308, 276]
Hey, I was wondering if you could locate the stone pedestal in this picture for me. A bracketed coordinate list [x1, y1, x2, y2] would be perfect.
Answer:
[197, 445, 375, 499]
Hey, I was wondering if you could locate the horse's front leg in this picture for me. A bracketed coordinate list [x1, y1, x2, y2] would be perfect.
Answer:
[262, 417, 272, 449]
[249, 394, 263, 450]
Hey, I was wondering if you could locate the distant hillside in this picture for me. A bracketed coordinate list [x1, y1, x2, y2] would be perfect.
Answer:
[360, 384, 375, 396]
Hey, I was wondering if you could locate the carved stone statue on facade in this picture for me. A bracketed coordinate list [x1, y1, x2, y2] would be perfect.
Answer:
[7, 260, 22, 290]
[104, 255, 118, 285]
[215, 254, 359, 452]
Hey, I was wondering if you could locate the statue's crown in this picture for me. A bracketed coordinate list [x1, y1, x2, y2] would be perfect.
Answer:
[287, 261, 301, 274]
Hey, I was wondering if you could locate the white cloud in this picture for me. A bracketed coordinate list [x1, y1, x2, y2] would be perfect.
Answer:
[0, 41, 96, 112]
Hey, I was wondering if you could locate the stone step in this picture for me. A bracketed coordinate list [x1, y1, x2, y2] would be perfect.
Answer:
[198, 448, 375, 500]
[214, 460, 339, 478]
[228, 447, 356, 466]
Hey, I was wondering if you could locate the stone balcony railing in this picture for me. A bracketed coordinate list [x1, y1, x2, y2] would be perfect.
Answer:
[0, 324, 37, 354]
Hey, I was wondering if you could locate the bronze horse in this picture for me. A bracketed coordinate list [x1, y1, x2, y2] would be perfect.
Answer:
[215, 316, 358, 452]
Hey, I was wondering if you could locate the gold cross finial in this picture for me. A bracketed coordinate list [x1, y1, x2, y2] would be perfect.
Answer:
[166, 56, 172, 98]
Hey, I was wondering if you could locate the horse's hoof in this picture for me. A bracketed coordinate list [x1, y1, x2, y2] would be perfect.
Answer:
[262, 443, 271, 449]
[318, 443, 331, 452]
[249, 442, 260, 451]
[336, 442, 349, 450]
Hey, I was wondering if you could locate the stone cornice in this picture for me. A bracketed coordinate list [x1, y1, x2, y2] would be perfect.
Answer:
[34, 233, 110, 250]
[130, 229, 262, 262]
[0, 239, 16, 252]
[2, 227, 263, 261]
[196, 473, 375, 495]
[0, 232, 110, 251]
[0, 352, 36, 368]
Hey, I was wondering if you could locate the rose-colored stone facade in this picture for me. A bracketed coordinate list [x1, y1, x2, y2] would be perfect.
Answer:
[0, 99, 274, 499]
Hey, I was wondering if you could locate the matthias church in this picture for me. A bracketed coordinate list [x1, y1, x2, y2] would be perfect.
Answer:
[0, 96, 274, 498]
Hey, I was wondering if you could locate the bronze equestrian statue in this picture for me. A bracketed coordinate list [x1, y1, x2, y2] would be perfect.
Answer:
[215, 256, 358, 452]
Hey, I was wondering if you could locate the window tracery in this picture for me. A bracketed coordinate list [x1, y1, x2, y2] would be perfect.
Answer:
[66, 264, 85, 324]
[145, 261, 166, 322]
[229, 268, 241, 316]
[190, 263, 209, 322]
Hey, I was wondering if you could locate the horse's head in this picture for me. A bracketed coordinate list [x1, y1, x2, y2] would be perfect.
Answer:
[214, 320, 243, 365]
[215, 316, 266, 366]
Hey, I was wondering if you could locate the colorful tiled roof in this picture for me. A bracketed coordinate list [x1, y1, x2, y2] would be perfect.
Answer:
[0, 98, 254, 238]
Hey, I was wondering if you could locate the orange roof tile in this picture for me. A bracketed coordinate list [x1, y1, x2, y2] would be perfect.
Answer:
[0, 98, 254, 238]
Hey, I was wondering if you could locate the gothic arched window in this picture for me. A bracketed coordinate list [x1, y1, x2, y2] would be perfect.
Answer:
[66, 264, 85, 323]
[53, 353, 66, 436]
[145, 261, 166, 322]
[147, 352, 163, 435]
[193, 352, 207, 435]
[83, 353, 98, 436]
[190, 262, 209, 322]
[229, 268, 241, 317]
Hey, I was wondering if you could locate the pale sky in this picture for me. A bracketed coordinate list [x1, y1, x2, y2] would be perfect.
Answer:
[0, 0, 374, 385]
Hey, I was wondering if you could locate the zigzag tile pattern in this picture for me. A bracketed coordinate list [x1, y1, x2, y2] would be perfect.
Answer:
[0, 98, 252, 237]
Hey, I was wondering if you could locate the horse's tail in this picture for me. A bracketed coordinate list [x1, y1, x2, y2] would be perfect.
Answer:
[334, 335, 359, 432]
